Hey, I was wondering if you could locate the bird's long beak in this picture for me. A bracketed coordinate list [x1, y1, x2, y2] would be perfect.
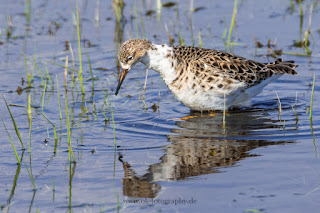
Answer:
[115, 68, 129, 95]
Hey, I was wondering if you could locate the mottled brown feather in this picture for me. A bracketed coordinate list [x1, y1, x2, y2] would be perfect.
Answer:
[172, 46, 297, 88]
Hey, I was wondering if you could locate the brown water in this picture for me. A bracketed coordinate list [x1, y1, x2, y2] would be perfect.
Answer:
[1, 0, 320, 212]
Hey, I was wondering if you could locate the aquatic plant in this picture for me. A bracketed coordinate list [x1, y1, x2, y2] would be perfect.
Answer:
[44, 63, 53, 90]
[227, 0, 238, 47]
[77, 2, 85, 95]
[85, 50, 94, 91]
[24, 163, 36, 190]
[178, 32, 185, 46]
[276, 93, 282, 123]
[27, 93, 32, 153]
[309, 74, 315, 120]
[292, 92, 299, 125]
[198, 32, 203, 48]
[36, 111, 58, 153]
[3, 95, 25, 150]
[56, 75, 63, 121]
[64, 55, 76, 162]
[142, 68, 149, 109]
[24, 55, 32, 88]
[1, 115, 21, 164]
[113, 0, 124, 23]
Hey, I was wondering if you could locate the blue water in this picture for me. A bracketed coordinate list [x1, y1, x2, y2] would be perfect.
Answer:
[0, 0, 319, 212]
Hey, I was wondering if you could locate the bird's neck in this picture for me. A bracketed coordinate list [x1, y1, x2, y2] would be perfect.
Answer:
[140, 44, 177, 84]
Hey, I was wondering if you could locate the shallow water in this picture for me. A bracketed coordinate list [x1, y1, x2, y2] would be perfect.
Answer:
[0, 0, 320, 212]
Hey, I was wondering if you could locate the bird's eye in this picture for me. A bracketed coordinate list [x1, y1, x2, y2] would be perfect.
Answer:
[127, 56, 133, 61]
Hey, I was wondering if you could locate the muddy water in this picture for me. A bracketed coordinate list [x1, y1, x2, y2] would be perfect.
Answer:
[0, 0, 320, 212]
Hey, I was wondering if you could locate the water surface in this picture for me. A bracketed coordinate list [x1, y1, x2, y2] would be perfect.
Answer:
[0, 0, 320, 212]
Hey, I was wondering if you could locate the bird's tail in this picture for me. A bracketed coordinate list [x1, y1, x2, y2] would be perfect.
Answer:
[267, 58, 298, 75]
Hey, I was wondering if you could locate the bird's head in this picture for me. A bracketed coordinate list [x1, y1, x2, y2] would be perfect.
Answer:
[115, 39, 152, 95]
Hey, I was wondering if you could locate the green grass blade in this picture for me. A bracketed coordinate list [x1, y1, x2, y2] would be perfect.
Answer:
[36, 110, 58, 153]
[85, 50, 94, 91]
[24, 163, 36, 190]
[283, 52, 310, 56]
[3, 94, 25, 150]
[5, 101, 59, 154]
[64, 56, 76, 162]
[27, 93, 32, 153]
[41, 80, 47, 111]
[56, 75, 63, 121]
[105, 96, 117, 146]
[222, 17, 227, 41]
[198, 32, 203, 48]
[178, 32, 185, 46]
[46, 61, 78, 73]
[227, 0, 238, 47]
[309, 74, 315, 120]
[1, 116, 21, 164]
[77, 2, 85, 95]
[292, 106, 299, 125]
[43, 62, 53, 89]
[23, 54, 32, 87]
[32, 57, 45, 86]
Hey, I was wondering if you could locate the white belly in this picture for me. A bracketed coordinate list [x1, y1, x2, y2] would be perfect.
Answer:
[167, 74, 282, 111]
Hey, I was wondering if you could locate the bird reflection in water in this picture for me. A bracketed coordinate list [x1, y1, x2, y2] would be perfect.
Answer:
[119, 110, 294, 198]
